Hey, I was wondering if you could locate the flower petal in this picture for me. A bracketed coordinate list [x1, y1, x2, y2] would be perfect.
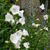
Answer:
[39, 4, 45, 10]
[19, 17, 25, 25]
[23, 29, 29, 36]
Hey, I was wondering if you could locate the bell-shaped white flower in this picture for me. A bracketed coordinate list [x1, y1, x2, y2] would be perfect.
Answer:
[23, 29, 29, 36]
[23, 42, 29, 49]
[5, 12, 14, 24]
[18, 10, 24, 17]
[10, 5, 20, 15]
[39, 3, 45, 10]
[10, 33, 20, 44]
[43, 14, 48, 20]
[10, 30, 23, 44]
[19, 17, 25, 25]
[43, 27, 48, 31]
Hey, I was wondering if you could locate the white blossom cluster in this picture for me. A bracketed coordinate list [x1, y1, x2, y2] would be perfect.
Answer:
[5, 5, 29, 49]
[32, 23, 40, 28]
[5, 5, 25, 25]
[40, 4, 48, 31]
[10, 29, 29, 49]
[39, 3, 48, 20]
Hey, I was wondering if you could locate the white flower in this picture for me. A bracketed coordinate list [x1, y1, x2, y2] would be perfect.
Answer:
[43, 27, 48, 31]
[43, 14, 48, 20]
[39, 3, 45, 10]
[10, 33, 20, 44]
[10, 5, 20, 15]
[10, 30, 23, 44]
[5, 13, 14, 24]
[23, 42, 29, 49]
[32, 23, 40, 28]
[35, 24, 40, 28]
[23, 29, 29, 36]
[19, 17, 25, 25]
[18, 10, 24, 17]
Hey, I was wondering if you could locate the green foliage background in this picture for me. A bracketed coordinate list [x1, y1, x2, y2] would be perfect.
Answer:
[0, 0, 49, 50]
